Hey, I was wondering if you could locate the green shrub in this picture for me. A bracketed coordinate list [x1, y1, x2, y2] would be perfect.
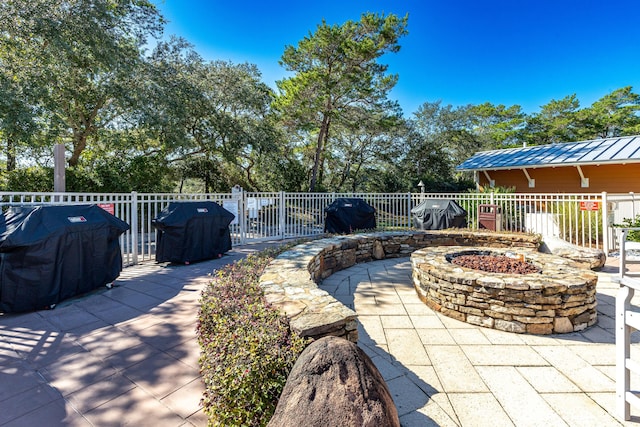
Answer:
[555, 200, 602, 245]
[197, 246, 308, 426]
[3, 166, 53, 191]
[619, 215, 640, 242]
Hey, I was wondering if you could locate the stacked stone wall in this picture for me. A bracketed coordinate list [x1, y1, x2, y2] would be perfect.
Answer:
[410, 246, 598, 334]
[258, 230, 541, 342]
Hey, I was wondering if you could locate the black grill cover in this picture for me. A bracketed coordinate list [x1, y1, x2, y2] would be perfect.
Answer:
[0, 204, 130, 313]
[152, 201, 234, 264]
[411, 199, 467, 230]
[324, 198, 376, 234]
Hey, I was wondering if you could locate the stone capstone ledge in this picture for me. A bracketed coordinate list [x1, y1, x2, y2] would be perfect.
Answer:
[258, 230, 542, 342]
[539, 236, 606, 270]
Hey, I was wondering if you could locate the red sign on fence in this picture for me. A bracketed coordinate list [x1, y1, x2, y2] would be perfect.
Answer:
[98, 203, 115, 215]
[579, 201, 599, 211]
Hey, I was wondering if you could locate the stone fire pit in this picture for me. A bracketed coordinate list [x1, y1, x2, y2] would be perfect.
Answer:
[411, 246, 598, 334]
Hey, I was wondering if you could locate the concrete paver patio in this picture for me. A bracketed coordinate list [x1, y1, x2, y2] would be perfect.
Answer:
[322, 258, 640, 426]
[0, 243, 639, 426]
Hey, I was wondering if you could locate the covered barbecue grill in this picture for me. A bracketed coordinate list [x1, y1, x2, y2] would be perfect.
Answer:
[324, 198, 376, 234]
[411, 199, 467, 230]
[0, 204, 130, 313]
[152, 201, 234, 264]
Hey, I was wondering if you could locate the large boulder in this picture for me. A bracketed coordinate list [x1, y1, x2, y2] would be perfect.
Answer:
[268, 336, 400, 427]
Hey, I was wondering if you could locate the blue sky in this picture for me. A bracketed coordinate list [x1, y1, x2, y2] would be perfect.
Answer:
[153, 0, 640, 116]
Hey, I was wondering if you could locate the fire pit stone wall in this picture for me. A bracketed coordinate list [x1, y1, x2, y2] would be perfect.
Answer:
[411, 246, 598, 334]
[260, 230, 542, 342]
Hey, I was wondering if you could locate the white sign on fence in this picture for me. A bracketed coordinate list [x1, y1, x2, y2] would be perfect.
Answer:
[223, 200, 239, 225]
[246, 197, 274, 219]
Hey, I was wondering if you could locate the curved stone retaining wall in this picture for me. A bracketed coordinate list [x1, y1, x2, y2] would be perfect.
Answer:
[259, 230, 541, 342]
[411, 246, 598, 334]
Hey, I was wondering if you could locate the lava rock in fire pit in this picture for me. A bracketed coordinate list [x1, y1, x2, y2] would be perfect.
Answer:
[451, 254, 541, 274]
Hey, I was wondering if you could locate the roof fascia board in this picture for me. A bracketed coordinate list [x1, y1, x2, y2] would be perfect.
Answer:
[458, 158, 640, 172]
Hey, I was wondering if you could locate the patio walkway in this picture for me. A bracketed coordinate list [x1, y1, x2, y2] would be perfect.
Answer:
[0, 244, 638, 426]
[321, 257, 640, 426]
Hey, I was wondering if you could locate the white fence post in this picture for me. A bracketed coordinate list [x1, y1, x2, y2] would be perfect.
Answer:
[279, 191, 286, 239]
[239, 189, 247, 245]
[616, 280, 633, 420]
[602, 191, 610, 254]
[131, 191, 139, 265]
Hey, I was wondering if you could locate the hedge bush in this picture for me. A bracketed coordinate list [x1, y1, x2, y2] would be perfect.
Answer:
[197, 246, 308, 426]
[619, 214, 640, 242]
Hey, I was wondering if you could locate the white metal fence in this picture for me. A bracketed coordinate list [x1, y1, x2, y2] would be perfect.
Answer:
[1, 190, 636, 266]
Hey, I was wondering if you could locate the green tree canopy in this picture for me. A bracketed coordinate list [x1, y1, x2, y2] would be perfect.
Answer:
[522, 94, 581, 145]
[3, 2, 640, 194]
[140, 37, 285, 192]
[576, 86, 640, 139]
[275, 12, 408, 191]
[0, 0, 164, 168]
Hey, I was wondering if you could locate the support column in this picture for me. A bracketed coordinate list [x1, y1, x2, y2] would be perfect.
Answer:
[54, 144, 66, 193]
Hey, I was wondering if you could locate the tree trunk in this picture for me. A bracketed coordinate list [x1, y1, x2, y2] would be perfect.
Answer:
[350, 162, 363, 192]
[245, 159, 259, 191]
[66, 98, 104, 167]
[310, 111, 331, 192]
[6, 136, 16, 172]
[68, 132, 87, 167]
[336, 162, 351, 191]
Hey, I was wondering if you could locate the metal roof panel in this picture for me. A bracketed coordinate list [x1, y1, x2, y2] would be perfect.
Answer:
[456, 135, 640, 171]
